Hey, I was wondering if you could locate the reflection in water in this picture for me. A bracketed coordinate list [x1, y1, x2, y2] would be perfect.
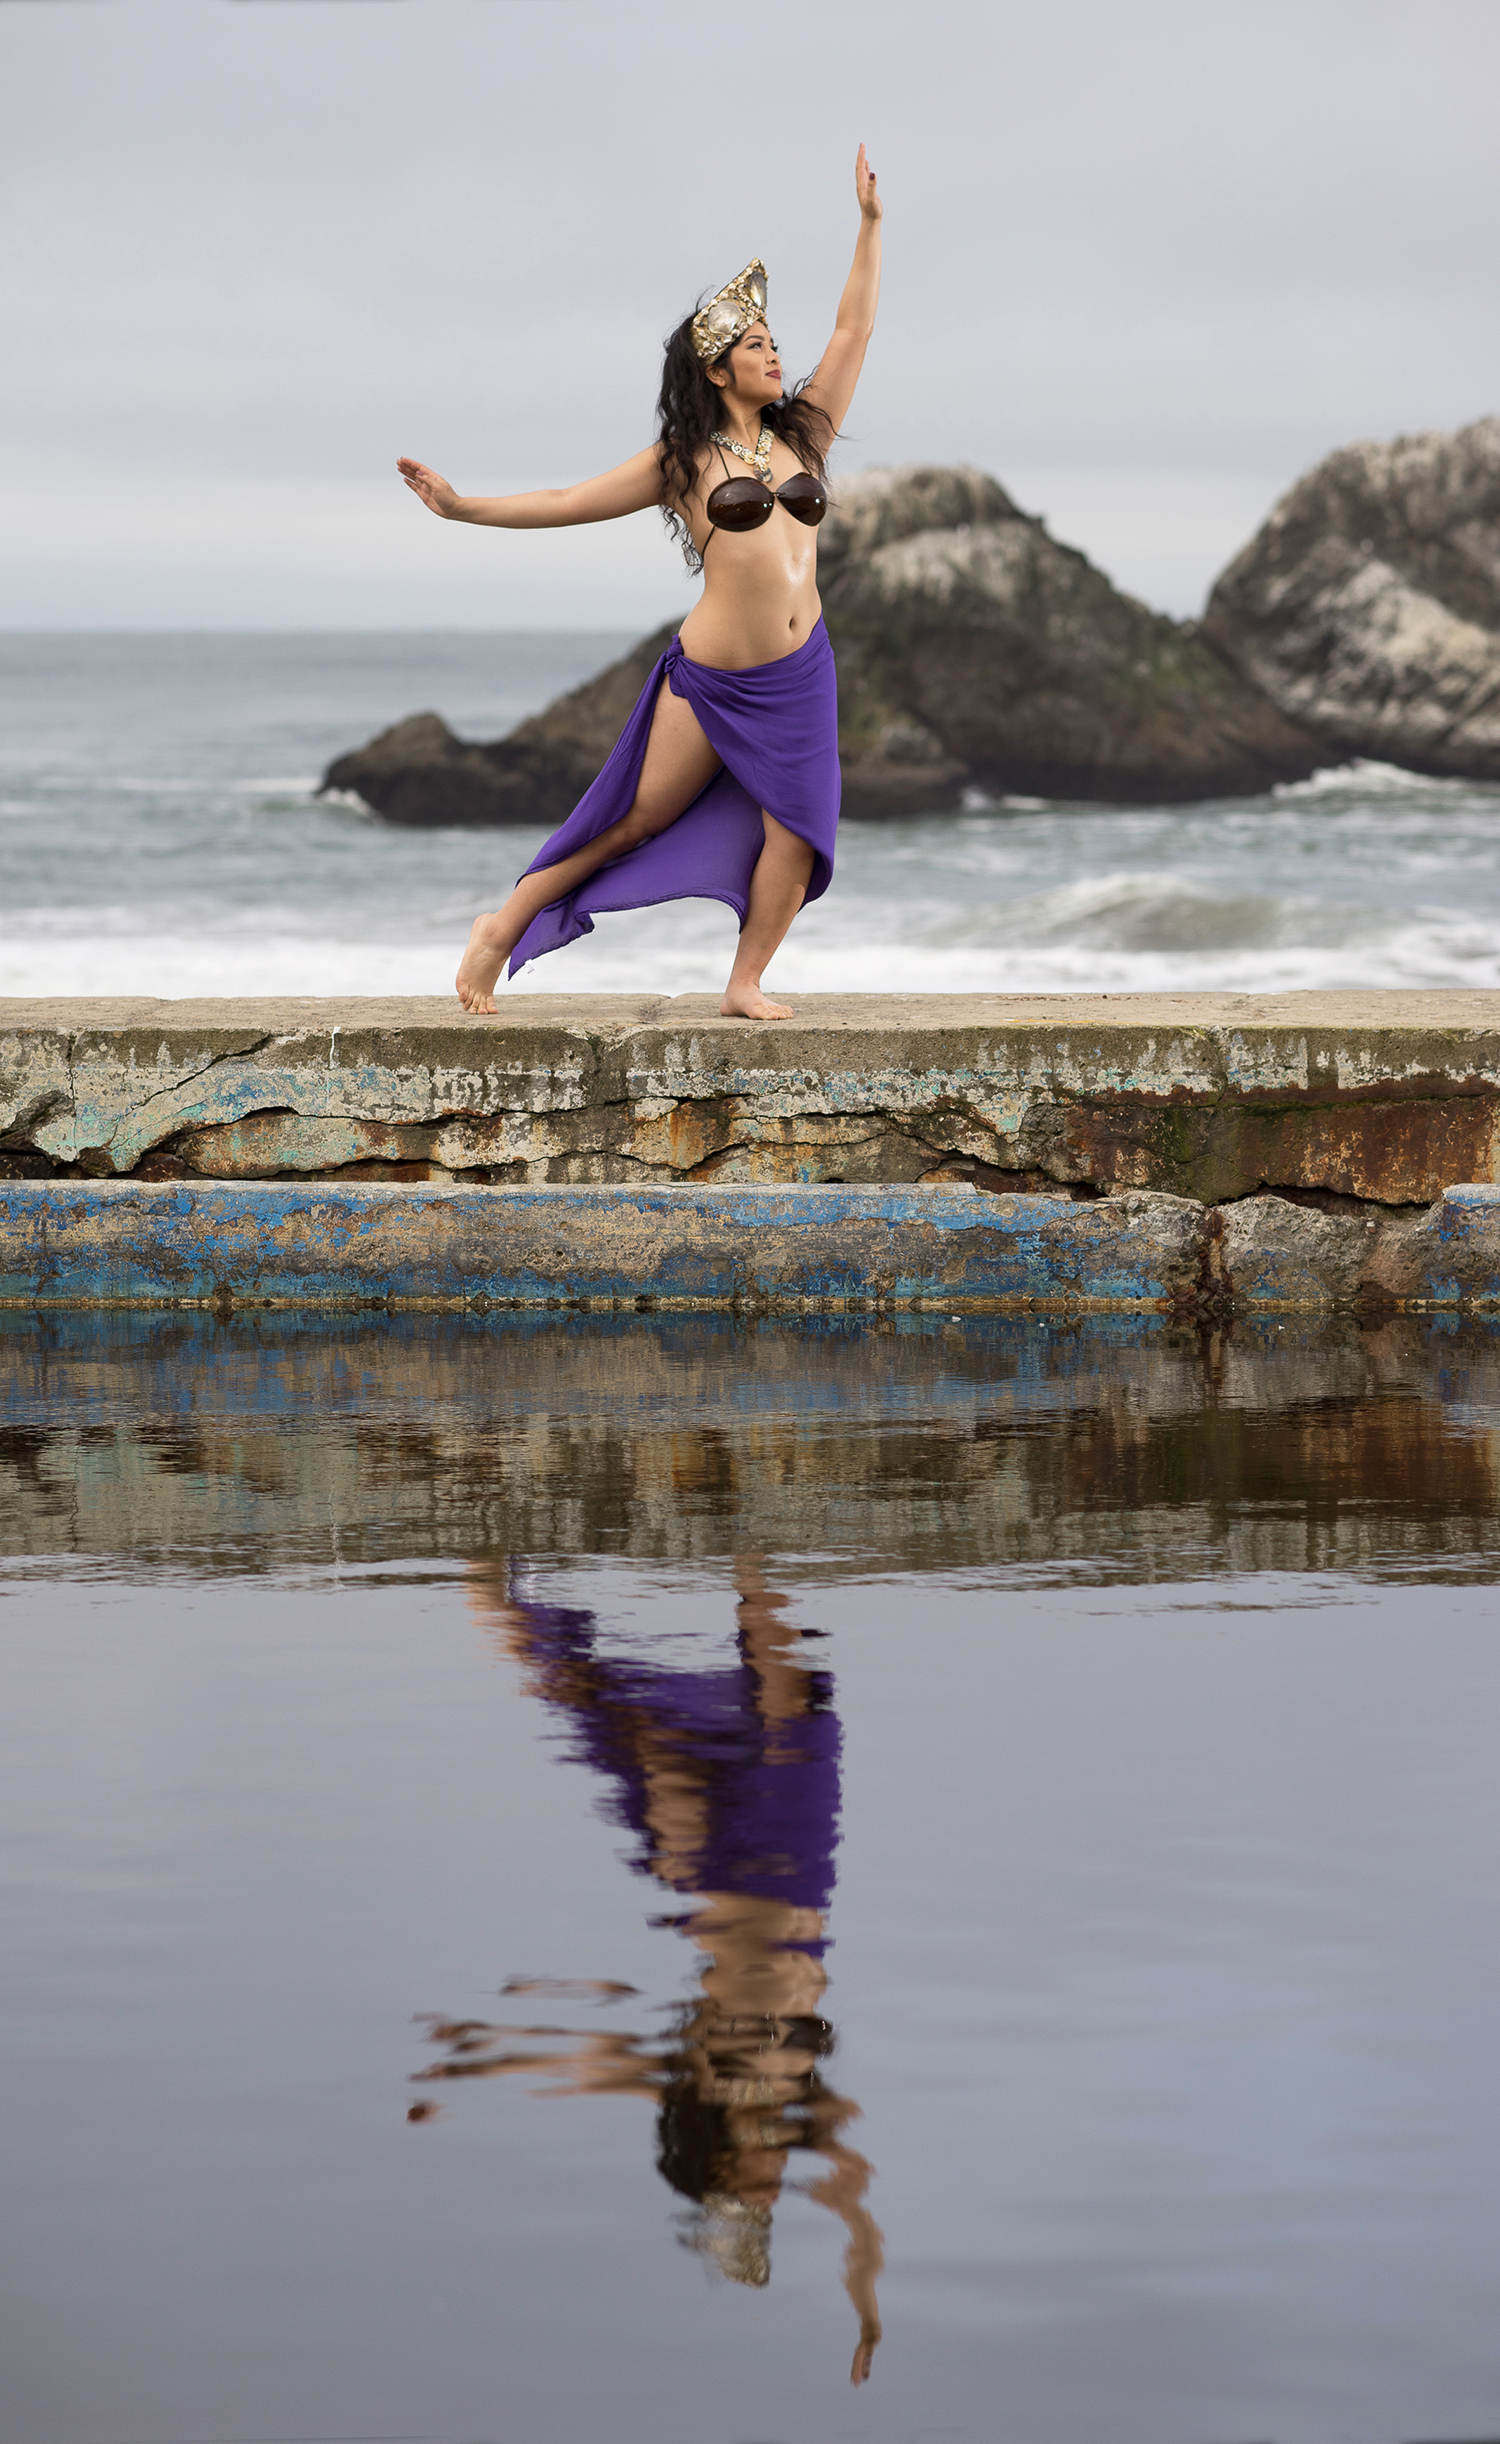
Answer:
[414, 1560, 883, 2385]
[10, 1312, 1500, 1590]
[11, 1310, 1500, 2436]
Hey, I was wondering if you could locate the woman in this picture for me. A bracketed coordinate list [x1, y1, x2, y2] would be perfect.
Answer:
[398, 147, 882, 1020]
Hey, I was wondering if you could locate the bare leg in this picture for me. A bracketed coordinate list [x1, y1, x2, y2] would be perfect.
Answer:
[719, 812, 815, 1021]
[455, 684, 721, 1013]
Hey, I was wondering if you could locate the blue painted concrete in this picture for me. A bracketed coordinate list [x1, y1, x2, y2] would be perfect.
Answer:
[7, 1177, 1498, 1311]
[1418, 1184, 1500, 1309]
[0, 1179, 1201, 1309]
[1437, 1186, 1500, 1211]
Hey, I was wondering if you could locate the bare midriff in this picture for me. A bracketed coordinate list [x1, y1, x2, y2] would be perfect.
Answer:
[677, 435, 823, 671]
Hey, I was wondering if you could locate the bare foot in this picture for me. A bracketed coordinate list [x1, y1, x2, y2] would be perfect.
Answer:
[719, 983, 793, 1020]
[455, 912, 516, 1015]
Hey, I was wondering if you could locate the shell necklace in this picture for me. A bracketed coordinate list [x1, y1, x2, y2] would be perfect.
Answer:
[712, 419, 773, 484]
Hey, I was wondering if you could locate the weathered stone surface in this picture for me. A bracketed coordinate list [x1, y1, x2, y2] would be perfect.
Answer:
[1210, 1186, 1500, 1311]
[1219, 1193, 1384, 1308]
[1203, 415, 1500, 778]
[1365, 1183, 1500, 1308]
[0, 1174, 1497, 1313]
[319, 467, 1318, 823]
[6, 993, 1500, 1206]
[0, 1179, 1208, 1313]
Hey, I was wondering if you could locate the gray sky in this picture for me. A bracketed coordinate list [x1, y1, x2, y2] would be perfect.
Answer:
[3, 0, 1497, 628]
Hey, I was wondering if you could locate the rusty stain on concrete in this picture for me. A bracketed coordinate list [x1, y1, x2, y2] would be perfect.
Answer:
[4, 993, 1500, 1215]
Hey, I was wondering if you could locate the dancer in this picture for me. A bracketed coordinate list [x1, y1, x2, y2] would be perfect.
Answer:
[398, 147, 882, 1020]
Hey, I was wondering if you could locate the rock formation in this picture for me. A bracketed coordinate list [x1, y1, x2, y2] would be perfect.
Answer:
[319, 465, 1319, 824]
[1203, 414, 1500, 779]
[817, 466, 1317, 809]
[318, 633, 675, 832]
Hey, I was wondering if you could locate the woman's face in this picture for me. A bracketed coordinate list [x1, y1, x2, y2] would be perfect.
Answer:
[715, 321, 783, 407]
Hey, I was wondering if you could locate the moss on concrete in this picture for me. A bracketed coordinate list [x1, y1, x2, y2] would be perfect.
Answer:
[3, 993, 1499, 1206]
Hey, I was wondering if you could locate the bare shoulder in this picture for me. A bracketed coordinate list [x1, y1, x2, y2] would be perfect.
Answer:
[668, 440, 718, 509]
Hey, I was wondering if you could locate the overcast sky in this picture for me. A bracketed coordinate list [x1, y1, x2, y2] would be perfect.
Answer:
[2, 0, 1497, 629]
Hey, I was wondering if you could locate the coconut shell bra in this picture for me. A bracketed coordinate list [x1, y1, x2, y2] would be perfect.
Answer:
[704, 442, 828, 548]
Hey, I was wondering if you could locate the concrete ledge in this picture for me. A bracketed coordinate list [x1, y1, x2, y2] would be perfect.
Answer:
[1219, 1183, 1500, 1308]
[6, 991, 1500, 1206]
[2, 1178, 1498, 1312]
[0, 1180, 1204, 1312]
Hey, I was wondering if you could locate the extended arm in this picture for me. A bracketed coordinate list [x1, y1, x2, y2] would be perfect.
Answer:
[802, 145, 883, 434]
[804, 2123, 885, 2385]
[398, 443, 661, 527]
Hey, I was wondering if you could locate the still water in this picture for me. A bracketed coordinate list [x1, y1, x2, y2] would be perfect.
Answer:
[4, 1312, 1500, 2442]
[5, 630, 1500, 998]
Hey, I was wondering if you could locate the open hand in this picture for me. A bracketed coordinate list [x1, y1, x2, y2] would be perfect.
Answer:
[855, 142, 881, 221]
[398, 457, 460, 518]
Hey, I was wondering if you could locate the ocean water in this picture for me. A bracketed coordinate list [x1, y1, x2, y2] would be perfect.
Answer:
[5, 1309, 1500, 2444]
[4, 629, 1500, 1000]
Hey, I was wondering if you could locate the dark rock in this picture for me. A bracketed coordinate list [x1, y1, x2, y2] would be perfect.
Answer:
[820, 466, 1320, 808]
[319, 467, 1321, 825]
[319, 630, 676, 830]
[1202, 414, 1500, 778]
[320, 711, 528, 828]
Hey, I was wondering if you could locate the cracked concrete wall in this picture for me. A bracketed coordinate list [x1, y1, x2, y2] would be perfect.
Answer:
[6, 991, 1500, 1205]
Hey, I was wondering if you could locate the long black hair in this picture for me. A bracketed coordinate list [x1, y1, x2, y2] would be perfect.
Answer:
[656, 314, 835, 573]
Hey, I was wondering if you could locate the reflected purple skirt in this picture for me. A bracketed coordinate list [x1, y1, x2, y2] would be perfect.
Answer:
[508, 618, 841, 976]
[517, 1598, 842, 1927]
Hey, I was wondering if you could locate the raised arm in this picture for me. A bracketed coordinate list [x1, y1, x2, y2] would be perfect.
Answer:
[397, 443, 661, 528]
[801, 145, 883, 434]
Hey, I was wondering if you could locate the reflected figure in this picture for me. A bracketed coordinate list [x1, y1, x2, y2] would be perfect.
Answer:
[413, 1560, 883, 2384]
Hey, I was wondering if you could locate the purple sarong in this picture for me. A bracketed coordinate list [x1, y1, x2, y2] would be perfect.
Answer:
[508, 617, 841, 975]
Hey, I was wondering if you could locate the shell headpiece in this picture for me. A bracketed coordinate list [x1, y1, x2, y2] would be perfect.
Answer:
[691, 259, 769, 363]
